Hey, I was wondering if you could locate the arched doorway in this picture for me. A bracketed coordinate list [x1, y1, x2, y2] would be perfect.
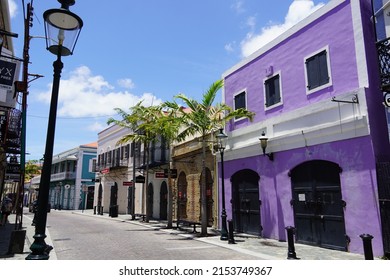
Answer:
[160, 181, 168, 220]
[231, 169, 261, 235]
[147, 183, 154, 219]
[109, 183, 118, 217]
[97, 183, 103, 214]
[290, 160, 347, 251]
[200, 168, 214, 226]
[177, 171, 187, 220]
[86, 186, 94, 209]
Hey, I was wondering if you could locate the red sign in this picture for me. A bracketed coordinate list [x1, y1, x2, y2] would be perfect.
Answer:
[155, 172, 165, 179]
[101, 168, 110, 174]
[123, 181, 133, 187]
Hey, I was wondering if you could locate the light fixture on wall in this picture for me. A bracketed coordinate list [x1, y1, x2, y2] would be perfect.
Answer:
[259, 131, 274, 161]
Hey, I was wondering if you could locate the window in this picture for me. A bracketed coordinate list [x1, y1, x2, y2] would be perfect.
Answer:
[305, 48, 331, 92]
[234, 91, 247, 120]
[89, 158, 97, 173]
[264, 73, 281, 108]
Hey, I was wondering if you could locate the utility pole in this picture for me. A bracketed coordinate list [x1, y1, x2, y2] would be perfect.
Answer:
[15, 1, 34, 229]
[8, 1, 34, 254]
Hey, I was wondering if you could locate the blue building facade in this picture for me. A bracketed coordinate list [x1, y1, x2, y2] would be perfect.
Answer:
[29, 142, 97, 210]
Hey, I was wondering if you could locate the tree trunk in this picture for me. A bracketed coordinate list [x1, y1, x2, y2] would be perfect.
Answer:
[201, 136, 207, 236]
[145, 142, 150, 223]
[167, 144, 173, 228]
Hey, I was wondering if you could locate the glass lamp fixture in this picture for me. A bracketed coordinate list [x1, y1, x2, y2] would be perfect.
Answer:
[43, 0, 83, 56]
[259, 131, 274, 161]
[216, 128, 228, 151]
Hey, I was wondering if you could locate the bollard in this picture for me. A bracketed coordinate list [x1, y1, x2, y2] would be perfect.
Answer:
[285, 226, 298, 259]
[93, 206, 96, 215]
[359, 234, 374, 260]
[228, 220, 235, 244]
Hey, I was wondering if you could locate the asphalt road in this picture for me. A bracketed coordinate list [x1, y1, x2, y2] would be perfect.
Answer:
[46, 211, 260, 260]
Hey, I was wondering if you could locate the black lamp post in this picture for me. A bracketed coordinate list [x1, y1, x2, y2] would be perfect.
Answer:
[216, 128, 228, 240]
[26, 0, 82, 260]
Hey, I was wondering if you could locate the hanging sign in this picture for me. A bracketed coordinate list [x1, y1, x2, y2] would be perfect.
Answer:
[135, 175, 145, 183]
[123, 181, 133, 187]
[0, 111, 7, 143]
[0, 58, 20, 108]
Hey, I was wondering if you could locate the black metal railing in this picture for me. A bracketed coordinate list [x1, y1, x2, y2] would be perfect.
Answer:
[376, 37, 390, 91]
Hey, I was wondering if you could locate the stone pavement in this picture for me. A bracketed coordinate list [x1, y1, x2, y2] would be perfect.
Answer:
[0, 208, 379, 260]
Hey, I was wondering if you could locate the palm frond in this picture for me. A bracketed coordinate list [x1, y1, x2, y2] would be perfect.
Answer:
[202, 79, 223, 107]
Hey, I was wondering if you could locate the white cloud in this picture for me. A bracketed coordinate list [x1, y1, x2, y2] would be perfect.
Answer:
[231, 0, 245, 14]
[240, 0, 325, 57]
[224, 42, 235, 53]
[87, 121, 107, 132]
[117, 78, 135, 89]
[246, 16, 256, 30]
[8, 0, 17, 18]
[36, 65, 163, 118]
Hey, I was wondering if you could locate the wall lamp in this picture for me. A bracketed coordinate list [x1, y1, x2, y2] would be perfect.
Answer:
[259, 131, 274, 161]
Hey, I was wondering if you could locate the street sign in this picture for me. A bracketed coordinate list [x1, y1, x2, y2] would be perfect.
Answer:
[155, 169, 178, 179]
[155, 172, 165, 179]
[6, 163, 20, 174]
[123, 181, 133, 186]
[101, 168, 110, 174]
[164, 169, 177, 179]
[135, 175, 145, 183]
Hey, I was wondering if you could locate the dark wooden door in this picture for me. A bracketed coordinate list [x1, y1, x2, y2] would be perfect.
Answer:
[291, 160, 347, 251]
[231, 169, 261, 235]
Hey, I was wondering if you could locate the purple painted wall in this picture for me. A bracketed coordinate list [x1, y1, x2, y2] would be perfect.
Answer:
[220, 136, 382, 255]
[225, 1, 360, 131]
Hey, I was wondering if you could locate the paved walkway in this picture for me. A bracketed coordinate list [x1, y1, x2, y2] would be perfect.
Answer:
[0, 209, 379, 260]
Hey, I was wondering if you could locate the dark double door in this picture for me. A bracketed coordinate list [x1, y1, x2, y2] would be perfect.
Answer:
[231, 170, 261, 235]
[290, 160, 347, 251]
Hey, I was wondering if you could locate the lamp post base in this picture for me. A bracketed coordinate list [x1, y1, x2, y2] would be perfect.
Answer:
[25, 233, 51, 260]
[220, 211, 228, 241]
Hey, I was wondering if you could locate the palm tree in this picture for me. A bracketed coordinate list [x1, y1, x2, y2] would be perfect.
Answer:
[107, 102, 163, 222]
[154, 102, 184, 228]
[173, 79, 254, 236]
[25, 160, 41, 181]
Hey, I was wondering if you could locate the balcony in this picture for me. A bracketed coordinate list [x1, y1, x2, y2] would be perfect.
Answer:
[50, 171, 76, 182]
[29, 171, 76, 184]
[377, 37, 390, 92]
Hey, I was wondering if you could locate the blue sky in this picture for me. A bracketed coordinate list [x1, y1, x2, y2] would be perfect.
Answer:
[7, 0, 328, 161]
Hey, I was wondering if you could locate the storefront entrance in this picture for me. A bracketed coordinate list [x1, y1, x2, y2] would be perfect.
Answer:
[231, 169, 261, 235]
[290, 160, 347, 251]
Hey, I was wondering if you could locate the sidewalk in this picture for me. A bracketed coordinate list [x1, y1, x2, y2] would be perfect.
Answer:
[72, 210, 369, 260]
[0, 209, 375, 260]
[0, 210, 57, 260]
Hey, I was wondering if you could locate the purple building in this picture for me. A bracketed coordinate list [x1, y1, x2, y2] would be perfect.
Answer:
[221, 0, 390, 256]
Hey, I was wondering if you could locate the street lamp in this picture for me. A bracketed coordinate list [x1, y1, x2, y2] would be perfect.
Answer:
[216, 128, 228, 241]
[26, 0, 82, 260]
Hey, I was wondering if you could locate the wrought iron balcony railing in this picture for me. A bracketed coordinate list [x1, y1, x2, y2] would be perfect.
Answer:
[377, 37, 390, 92]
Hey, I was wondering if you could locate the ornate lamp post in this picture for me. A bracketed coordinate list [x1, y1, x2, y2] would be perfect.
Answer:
[216, 128, 228, 240]
[26, 0, 82, 260]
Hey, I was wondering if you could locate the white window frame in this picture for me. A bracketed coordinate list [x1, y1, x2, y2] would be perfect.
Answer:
[233, 89, 248, 122]
[263, 71, 283, 111]
[304, 45, 332, 95]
